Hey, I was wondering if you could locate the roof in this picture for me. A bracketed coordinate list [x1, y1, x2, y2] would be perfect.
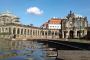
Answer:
[0, 11, 19, 18]
[49, 18, 62, 24]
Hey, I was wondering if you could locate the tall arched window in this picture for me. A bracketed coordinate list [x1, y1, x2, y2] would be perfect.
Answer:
[0, 28, 1, 33]
[13, 28, 16, 34]
[33, 30, 35, 35]
[24, 29, 26, 35]
[9, 27, 11, 34]
[30, 30, 32, 35]
[48, 30, 51, 35]
[17, 28, 20, 34]
[28, 29, 29, 35]
[21, 29, 23, 35]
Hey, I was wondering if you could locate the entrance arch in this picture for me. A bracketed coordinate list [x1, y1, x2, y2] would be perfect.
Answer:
[77, 31, 81, 38]
[64, 31, 67, 38]
[69, 30, 74, 39]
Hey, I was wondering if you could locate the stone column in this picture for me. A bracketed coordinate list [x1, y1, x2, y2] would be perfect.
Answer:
[75, 30, 77, 38]
[35, 30, 37, 37]
[11, 27, 13, 35]
[30, 29, 31, 38]
[44, 31, 45, 39]
[53, 31, 56, 39]
[36, 29, 38, 38]
[84, 29, 87, 35]
[29, 29, 31, 35]
[19, 28, 21, 38]
[0, 28, 1, 33]
[15, 28, 17, 35]
[19, 28, 21, 35]
[26, 29, 27, 38]
[1, 27, 3, 32]
[22, 28, 24, 38]
[40, 29, 42, 38]
[15, 28, 17, 38]
[32, 29, 33, 38]
[62, 31, 64, 38]
[47, 31, 48, 39]
[39, 30, 40, 38]
[66, 30, 69, 39]
[51, 31, 53, 39]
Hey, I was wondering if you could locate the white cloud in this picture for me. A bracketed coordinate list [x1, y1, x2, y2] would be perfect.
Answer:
[27, 7, 43, 15]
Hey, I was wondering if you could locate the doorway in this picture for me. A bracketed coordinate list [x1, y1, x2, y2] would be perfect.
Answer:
[69, 30, 74, 39]
[77, 31, 81, 38]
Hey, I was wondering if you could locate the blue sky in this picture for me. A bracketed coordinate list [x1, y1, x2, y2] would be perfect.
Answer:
[0, 0, 90, 26]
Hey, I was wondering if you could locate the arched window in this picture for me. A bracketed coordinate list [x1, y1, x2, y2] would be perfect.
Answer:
[13, 28, 16, 34]
[38, 30, 39, 35]
[36, 30, 37, 35]
[42, 31, 44, 36]
[52, 31, 54, 35]
[33, 30, 35, 35]
[9, 27, 11, 34]
[17, 28, 20, 34]
[21, 29, 23, 35]
[28, 29, 29, 35]
[48, 30, 51, 35]
[30, 30, 32, 35]
[24, 29, 26, 35]
[55, 31, 57, 35]
[0, 28, 1, 32]
[45, 31, 47, 35]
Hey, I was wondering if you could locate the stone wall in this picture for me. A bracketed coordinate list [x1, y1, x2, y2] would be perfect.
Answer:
[58, 50, 90, 60]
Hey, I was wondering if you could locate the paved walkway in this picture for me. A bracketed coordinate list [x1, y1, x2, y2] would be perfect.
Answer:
[57, 50, 90, 60]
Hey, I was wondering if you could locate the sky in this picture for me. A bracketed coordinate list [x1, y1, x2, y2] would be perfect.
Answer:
[0, 0, 90, 26]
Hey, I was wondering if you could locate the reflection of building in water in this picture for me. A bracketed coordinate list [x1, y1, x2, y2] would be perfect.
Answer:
[0, 11, 59, 39]
[62, 11, 88, 39]
[0, 40, 44, 51]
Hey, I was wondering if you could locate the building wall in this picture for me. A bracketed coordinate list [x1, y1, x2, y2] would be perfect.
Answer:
[0, 26, 59, 40]
[48, 24, 61, 29]
[0, 11, 88, 39]
[42, 18, 62, 29]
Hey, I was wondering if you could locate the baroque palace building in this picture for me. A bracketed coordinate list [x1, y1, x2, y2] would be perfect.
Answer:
[0, 11, 59, 40]
[0, 11, 88, 40]
[62, 11, 88, 39]
[42, 11, 88, 39]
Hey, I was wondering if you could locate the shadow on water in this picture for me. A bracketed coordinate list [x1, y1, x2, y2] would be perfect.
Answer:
[48, 40, 90, 50]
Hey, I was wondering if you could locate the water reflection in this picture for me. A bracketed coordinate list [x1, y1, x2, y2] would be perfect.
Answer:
[0, 39, 56, 60]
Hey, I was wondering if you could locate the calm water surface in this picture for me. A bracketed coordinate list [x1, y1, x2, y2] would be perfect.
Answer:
[0, 39, 55, 60]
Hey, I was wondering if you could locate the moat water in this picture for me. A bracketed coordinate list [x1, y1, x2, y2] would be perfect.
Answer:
[0, 39, 56, 60]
